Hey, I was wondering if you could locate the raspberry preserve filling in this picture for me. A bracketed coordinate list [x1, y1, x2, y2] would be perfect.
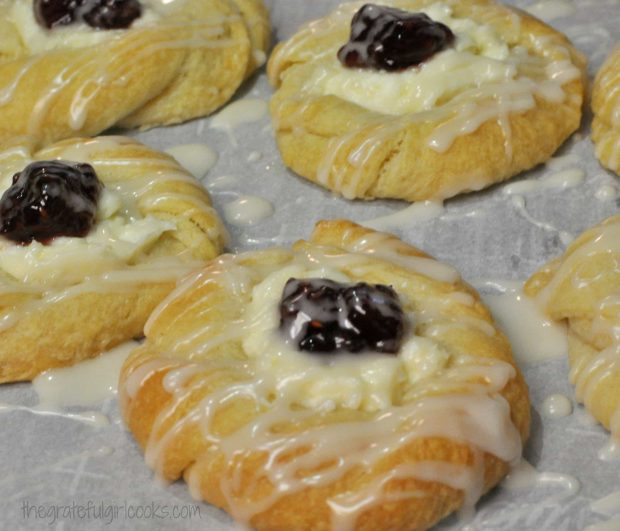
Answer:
[338, 4, 455, 72]
[279, 278, 406, 355]
[34, 0, 142, 30]
[0, 160, 103, 245]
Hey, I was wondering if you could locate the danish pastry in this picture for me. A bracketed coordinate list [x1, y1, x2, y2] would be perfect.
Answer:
[592, 44, 620, 175]
[0, 135, 227, 383]
[267, 0, 586, 202]
[120, 220, 530, 531]
[0, 0, 270, 147]
[525, 214, 620, 438]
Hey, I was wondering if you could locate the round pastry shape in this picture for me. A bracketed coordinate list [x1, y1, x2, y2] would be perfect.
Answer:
[120, 220, 530, 531]
[267, 0, 586, 202]
[526, 214, 620, 438]
[592, 44, 620, 175]
[0, 135, 227, 383]
[0, 0, 270, 147]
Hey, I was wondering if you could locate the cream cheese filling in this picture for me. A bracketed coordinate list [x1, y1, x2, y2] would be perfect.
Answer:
[8, 0, 165, 54]
[242, 263, 452, 413]
[307, 3, 520, 116]
[0, 155, 177, 289]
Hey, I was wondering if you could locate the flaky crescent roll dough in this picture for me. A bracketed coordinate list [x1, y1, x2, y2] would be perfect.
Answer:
[120, 220, 530, 531]
[0, 0, 270, 147]
[592, 44, 620, 175]
[268, 0, 586, 202]
[0, 136, 227, 383]
[525, 214, 620, 436]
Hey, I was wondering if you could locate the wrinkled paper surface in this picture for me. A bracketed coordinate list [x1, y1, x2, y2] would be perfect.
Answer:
[1, 0, 619, 529]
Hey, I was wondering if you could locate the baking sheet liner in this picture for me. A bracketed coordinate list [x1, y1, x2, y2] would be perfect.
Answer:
[1, 0, 619, 529]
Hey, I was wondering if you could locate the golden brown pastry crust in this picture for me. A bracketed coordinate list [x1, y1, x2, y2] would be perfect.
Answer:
[592, 44, 620, 175]
[0, 136, 227, 383]
[525, 214, 620, 433]
[120, 220, 530, 531]
[268, 0, 586, 202]
[0, 0, 270, 147]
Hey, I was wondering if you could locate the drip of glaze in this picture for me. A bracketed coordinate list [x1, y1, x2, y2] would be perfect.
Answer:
[164, 143, 218, 179]
[526, 0, 576, 21]
[606, 411, 620, 463]
[477, 280, 568, 364]
[0, 402, 109, 426]
[599, 438, 620, 462]
[591, 489, 620, 517]
[510, 195, 574, 246]
[502, 460, 580, 501]
[209, 99, 268, 145]
[223, 196, 274, 227]
[584, 517, 620, 531]
[247, 151, 262, 163]
[541, 394, 573, 419]
[546, 153, 581, 170]
[575, 406, 600, 427]
[502, 168, 585, 196]
[32, 341, 139, 408]
[595, 184, 619, 201]
[206, 174, 240, 189]
[362, 201, 445, 231]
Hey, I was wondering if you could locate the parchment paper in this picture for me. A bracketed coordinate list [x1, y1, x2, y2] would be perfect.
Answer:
[1, 0, 619, 529]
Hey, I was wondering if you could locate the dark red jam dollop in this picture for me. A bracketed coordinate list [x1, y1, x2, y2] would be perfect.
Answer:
[0, 161, 102, 245]
[279, 278, 405, 355]
[34, 0, 141, 30]
[337, 4, 455, 72]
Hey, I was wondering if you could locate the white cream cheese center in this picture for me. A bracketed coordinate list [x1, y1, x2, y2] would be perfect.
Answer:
[308, 3, 516, 116]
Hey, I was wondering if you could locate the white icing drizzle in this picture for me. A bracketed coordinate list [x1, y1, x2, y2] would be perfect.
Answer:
[206, 174, 240, 189]
[591, 489, 620, 516]
[32, 341, 139, 408]
[502, 459, 580, 500]
[546, 152, 581, 170]
[477, 280, 568, 364]
[541, 394, 573, 418]
[502, 168, 585, 196]
[525, 0, 576, 21]
[584, 517, 620, 531]
[345, 229, 460, 284]
[223, 196, 275, 227]
[599, 438, 620, 462]
[164, 143, 218, 179]
[0, 402, 109, 426]
[595, 184, 619, 201]
[510, 195, 574, 245]
[124, 230, 524, 528]
[209, 98, 269, 144]
[575, 406, 600, 427]
[362, 201, 445, 231]
[247, 151, 263, 163]
[599, 409, 620, 461]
